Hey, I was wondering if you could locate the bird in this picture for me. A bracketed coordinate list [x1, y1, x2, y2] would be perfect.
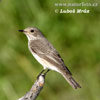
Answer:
[19, 27, 81, 89]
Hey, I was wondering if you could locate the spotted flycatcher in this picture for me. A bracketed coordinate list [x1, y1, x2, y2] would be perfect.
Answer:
[19, 27, 81, 89]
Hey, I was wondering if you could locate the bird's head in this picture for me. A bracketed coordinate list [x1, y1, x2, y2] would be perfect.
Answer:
[19, 27, 43, 41]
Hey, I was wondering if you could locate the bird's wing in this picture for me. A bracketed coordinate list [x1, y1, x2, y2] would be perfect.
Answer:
[29, 39, 72, 75]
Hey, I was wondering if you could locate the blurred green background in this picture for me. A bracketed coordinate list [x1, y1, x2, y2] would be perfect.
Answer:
[0, 0, 100, 100]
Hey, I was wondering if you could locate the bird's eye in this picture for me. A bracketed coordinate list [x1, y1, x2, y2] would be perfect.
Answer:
[30, 30, 34, 32]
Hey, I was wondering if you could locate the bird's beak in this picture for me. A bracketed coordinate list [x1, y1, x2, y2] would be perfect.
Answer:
[18, 30, 24, 32]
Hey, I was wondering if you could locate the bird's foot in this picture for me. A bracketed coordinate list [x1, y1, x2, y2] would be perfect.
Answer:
[37, 69, 45, 79]
[37, 69, 50, 80]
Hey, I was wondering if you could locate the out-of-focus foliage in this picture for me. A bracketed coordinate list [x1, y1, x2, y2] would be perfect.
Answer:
[0, 0, 100, 100]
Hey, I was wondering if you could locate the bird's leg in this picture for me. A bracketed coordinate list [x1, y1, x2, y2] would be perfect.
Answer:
[37, 69, 45, 79]
[44, 69, 50, 76]
[37, 69, 50, 79]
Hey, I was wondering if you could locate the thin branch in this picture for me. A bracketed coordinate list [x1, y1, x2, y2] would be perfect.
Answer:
[17, 74, 45, 100]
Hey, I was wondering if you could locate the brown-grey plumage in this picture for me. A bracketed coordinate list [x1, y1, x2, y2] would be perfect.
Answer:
[29, 39, 72, 75]
[19, 27, 81, 89]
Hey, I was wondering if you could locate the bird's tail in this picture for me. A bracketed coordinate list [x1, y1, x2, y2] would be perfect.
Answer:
[61, 72, 81, 89]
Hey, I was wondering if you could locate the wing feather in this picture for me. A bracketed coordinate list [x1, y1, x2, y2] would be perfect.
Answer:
[29, 39, 72, 75]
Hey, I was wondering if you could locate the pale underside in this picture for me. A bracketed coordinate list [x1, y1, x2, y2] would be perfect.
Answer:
[28, 38, 72, 75]
[23, 28, 81, 89]
[31, 51, 59, 72]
